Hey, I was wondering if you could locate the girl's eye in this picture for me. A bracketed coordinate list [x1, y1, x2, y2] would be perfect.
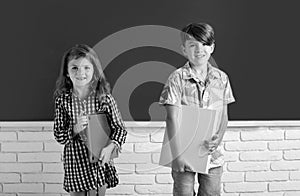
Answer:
[85, 66, 91, 70]
[72, 67, 78, 70]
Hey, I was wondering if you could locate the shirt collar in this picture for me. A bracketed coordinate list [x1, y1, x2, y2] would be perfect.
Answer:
[182, 61, 221, 81]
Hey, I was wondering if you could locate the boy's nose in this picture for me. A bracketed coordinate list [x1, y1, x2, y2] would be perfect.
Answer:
[196, 44, 205, 53]
[195, 44, 201, 50]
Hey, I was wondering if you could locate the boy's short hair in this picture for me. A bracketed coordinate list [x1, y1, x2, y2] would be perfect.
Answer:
[181, 23, 215, 46]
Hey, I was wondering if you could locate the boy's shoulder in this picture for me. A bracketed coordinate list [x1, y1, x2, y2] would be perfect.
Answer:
[210, 65, 228, 76]
[167, 62, 190, 81]
[168, 62, 230, 81]
[208, 65, 230, 84]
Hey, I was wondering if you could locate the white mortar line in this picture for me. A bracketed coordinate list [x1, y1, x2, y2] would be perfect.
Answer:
[1, 121, 300, 128]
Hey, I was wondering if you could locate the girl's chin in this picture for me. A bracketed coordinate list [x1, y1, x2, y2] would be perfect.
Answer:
[73, 82, 91, 88]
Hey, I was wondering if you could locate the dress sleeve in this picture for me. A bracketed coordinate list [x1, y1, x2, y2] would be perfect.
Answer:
[53, 96, 73, 145]
[103, 94, 127, 148]
[159, 72, 182, 106]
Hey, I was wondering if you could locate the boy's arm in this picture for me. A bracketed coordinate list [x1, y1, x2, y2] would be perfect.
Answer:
[204, 104, 228, 151]
[165, 105, 192, 172]
[206, 74, 234, 150]
[215, 104, 228, 146]
[165, 105, 180, 157]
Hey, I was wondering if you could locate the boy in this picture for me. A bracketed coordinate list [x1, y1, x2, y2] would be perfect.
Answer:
[159, 23, 235, 195]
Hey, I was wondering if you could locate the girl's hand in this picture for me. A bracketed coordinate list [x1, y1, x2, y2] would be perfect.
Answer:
[99, 142, 116, 166]
[74, 111, 88, 135]
[203, 134, 219, 153]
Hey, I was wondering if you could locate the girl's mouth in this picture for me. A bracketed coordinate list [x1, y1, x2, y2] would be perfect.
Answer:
[76, 77, 86, 81]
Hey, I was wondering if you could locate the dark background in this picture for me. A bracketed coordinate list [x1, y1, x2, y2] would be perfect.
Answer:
[0, 0, 299, 121]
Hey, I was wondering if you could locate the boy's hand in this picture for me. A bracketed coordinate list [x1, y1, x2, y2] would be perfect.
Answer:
[204, 134, 219, 153]
[172, 156, 192, 172]
[74, 111, 88, 135]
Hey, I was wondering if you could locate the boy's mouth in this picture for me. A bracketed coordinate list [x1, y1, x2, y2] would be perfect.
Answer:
[195, 54, 205, 58]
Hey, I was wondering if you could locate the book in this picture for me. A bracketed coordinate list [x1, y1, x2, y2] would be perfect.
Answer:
[79, 113, 118, 163]
[159, 105, 217, 174]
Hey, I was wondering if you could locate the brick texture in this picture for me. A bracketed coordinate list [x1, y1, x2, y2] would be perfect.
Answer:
[0, 123, 299, 195]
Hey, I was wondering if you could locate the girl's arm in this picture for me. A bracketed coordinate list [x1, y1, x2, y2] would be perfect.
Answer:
[104, 94, 127, 150]
[53, 97, 73, 145]
[99, 94, 127, 165]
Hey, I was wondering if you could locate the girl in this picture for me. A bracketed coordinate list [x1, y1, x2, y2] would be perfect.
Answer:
[53, 44, 127, 196]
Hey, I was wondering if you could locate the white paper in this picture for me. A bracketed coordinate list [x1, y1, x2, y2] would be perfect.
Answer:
[159, 105, 217, 174]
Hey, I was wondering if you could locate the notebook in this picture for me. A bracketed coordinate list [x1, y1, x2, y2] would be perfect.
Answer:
[159, 105, 217, 174]
[79, 113, 118, 163]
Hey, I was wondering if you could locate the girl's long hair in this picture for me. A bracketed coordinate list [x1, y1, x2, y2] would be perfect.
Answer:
[54, 44, 111, 99]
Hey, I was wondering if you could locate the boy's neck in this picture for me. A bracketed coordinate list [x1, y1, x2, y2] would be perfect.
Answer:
[190, 61, 208, 78]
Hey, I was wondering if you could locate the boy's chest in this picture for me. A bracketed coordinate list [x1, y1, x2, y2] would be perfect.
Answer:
[181, 78, 225, 109]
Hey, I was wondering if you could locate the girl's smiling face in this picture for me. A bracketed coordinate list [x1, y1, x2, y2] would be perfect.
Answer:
[67, 57, 94, 89]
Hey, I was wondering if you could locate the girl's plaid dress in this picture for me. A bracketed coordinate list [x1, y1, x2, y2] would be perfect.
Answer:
[54, 91, 127, 192]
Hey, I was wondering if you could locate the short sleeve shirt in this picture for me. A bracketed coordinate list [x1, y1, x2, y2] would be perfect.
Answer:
[159, 61, 235, 168]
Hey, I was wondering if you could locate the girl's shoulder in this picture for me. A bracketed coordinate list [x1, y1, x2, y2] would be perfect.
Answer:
[54, 92, 72, 105]
[99, 93, 117, 106]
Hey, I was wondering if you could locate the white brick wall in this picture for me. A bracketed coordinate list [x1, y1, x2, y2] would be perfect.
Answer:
[0, 121, 300, 195]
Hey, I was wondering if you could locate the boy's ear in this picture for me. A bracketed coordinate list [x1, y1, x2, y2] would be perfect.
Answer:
[210, 43, 215, 53]
[181, 45, 187, 57]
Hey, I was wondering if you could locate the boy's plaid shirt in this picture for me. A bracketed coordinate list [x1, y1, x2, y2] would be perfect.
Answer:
[159, 61, 235, 169]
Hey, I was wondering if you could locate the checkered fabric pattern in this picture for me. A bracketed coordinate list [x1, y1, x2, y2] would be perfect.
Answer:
[54, 91, 127, 192]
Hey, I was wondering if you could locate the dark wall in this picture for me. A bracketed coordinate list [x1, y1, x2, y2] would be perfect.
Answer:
[0, 0, 299, 121]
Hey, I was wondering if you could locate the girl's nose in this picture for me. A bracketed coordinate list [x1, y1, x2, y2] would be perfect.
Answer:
[77, 67, 85, 75]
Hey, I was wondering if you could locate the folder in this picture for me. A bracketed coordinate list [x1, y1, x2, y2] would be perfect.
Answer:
[159, 105, 217, 174]
[79, 113, 118, 163]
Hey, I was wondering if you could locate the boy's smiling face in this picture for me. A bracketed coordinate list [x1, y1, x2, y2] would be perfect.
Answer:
[182, 37, 214, 66]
